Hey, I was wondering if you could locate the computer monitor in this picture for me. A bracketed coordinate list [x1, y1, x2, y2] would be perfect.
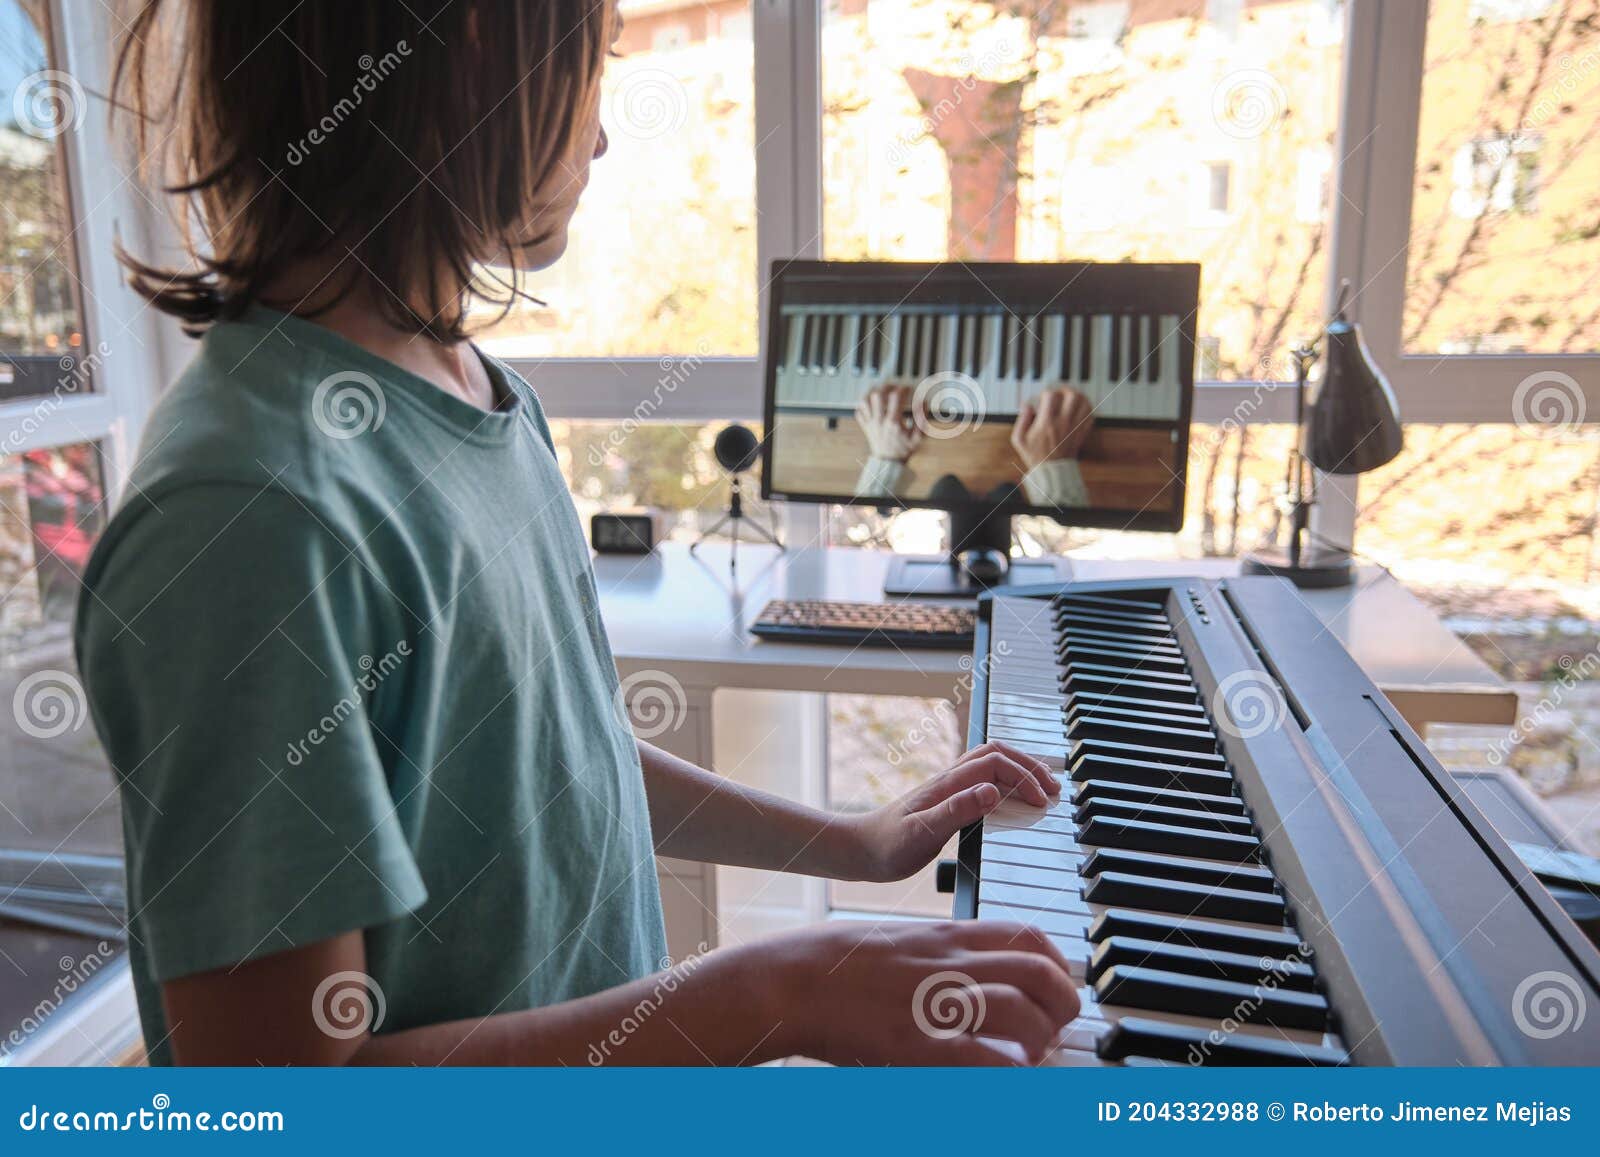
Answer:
[761, 259, 1199, 595]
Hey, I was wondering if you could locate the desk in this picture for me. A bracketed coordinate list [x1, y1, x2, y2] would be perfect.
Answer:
[595, 543, 1516, 729]
[596, 543, 1518, 956]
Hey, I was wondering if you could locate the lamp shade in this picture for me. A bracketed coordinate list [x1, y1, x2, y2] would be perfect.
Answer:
[1305, 319, 1403, 475]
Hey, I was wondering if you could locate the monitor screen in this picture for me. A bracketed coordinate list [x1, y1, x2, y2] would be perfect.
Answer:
[761, 260, 1198, 533]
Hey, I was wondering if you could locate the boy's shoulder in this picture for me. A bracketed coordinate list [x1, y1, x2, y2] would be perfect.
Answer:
[131, 312, 373, 498]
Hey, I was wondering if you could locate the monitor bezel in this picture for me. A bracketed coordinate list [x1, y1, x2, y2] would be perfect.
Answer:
[759, 258, 1199, 535]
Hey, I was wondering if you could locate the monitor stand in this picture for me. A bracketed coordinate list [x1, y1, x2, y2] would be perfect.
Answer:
[882, 506, 1072, 598]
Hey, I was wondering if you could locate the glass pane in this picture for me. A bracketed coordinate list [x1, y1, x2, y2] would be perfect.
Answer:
[548, 420, 779, 544]
[1404, 0, 1600, 354]
[0, 442, 117, 856]
[827, 694, 960, 918]
[822, 0, 1346, 381]
[0, 1, 92, 400]
[473, 1, 757, 358]
[1360, 423, 1600, 853]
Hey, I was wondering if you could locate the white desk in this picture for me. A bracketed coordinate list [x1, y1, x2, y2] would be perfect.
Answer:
[596, 542, 1516, 729]
[597, 543, 1517, 958]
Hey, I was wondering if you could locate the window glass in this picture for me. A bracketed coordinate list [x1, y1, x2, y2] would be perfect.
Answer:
[548, 420, 778, 545]
[0, 1, 91, 401]
[473, 1, 757, 359]
[1361, 423, 1600, 853]
[1404, 0, 1600, 354]
[821, 0, 1345, 382]
[0, 442, 116, 855]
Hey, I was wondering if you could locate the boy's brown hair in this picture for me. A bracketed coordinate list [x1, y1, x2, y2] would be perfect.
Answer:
[113, 0, 613, 340]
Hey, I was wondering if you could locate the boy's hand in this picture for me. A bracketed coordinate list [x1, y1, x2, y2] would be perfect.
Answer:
[763, 918, 1081, 1065]
[850, 741, 1059, 883]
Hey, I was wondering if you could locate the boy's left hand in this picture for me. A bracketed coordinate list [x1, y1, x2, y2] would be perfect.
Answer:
[850, 742, 1060, 882]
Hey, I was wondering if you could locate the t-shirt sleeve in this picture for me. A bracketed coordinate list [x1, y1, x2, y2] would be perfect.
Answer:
[75, 484, 427, 982]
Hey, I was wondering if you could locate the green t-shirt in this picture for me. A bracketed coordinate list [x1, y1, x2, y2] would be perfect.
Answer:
[75, 307, 667, 1065]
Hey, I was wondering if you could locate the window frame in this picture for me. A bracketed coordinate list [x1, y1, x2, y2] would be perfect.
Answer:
[0, 2, 168, 495]
[43, 1, 1600, 484]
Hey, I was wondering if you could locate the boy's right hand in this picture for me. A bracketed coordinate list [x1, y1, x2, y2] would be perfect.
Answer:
[760, 919, 1081, 1066]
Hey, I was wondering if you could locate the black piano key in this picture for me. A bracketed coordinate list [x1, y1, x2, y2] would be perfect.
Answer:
[1080, 848, 1275, 893]
[1027, 315, 1042, 379]
[1076, 797, 1252, 836]
[1066, 690, 1205, 716]
[1079, 815, 1260, 864]
[1002, 315, 1017, 379]
[1062, 635, 1179, 659]
[895, 317, 912, 377]
[1061, 593, 1169, 615]
[801, 314, 818, 371]
[1084, 872, 1286, 924]
[1131, 315, 1146, 381]
[1108, 318, 1123, 381]
[1060, 641, 1189, 669]
[1077, 317, 1094, 381]
[1071, 752, 1234, 794]
[1150, 320, 1164, 385]
[828, 315, 844, 368]
[1056, 606, 1172, 630]
[1058, 314, 1074, 380]
[1088, 937, 1314, 991]
[1063, 660, 1194, 688]
[1097, 1018, 1347, 1067]
[1066, 703, 1208, 732]
[1072, 738, 1226, 772]
[1070, 717, 1218, 754]
[952, 313, 969, 375]
[1095, 965, 1329, 1032]
[848, 316, 864, 373]
[1062, 673, 1200, 706]
[1089, 908, 1300, 956]
[1073, 778, 1246, 815]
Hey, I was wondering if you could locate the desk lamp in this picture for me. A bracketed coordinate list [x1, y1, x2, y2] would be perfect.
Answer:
[1243, 284, 1403, 588]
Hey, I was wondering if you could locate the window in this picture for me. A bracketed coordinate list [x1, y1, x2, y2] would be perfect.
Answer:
[0, 0, 89, 402]
[1201, 159, 1233, 216]
[821, 0, 1344, 385]
[472, 0, 757, 359]
[1450, 134, 1542, 219]
[1400, 0, 1600, 357]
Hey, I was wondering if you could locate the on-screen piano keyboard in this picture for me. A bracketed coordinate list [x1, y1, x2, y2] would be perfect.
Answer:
[773, 305, 1184, 422]
[958, 577, 1600, 1066]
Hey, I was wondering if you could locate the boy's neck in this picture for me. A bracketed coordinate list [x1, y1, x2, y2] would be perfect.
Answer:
[260, 264, 499, 413]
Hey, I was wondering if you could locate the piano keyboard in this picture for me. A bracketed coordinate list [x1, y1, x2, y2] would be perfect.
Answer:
[958, 578, 1600, 1067]
[774, 306, 1184, 422]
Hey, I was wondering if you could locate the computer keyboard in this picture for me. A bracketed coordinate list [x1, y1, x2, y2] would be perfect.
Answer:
[749, 598, 976, 649]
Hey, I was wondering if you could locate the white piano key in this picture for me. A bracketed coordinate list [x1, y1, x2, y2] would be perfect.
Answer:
[1156, 314, 1182, 419]
[961, 313, 977, 376]
[918, 312, 935, 381]
[884, 313, 903, 382]
[939, 313, 959, 380]
[1090, 315, 1113, 404]
[1042, 315, 1064, 390]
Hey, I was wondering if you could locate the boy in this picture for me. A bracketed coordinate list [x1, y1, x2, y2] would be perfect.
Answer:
[80, 0, 1078, 1065]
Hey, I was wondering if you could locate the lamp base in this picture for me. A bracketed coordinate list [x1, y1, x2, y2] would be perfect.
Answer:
[1240, 547, 1353, 589]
